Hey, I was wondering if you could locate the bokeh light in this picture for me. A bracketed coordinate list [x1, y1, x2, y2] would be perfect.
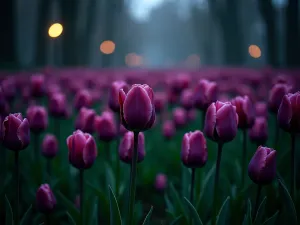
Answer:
[185, 54, 201, 68]
[125, 53, 143, 67]
[100, 40, 115, 54]
[48, 23, 63, 38]
[248, 45, 261, 58]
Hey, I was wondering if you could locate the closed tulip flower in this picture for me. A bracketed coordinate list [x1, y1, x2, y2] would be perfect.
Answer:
[75, 107, 96, 134]
[181, 131, 208, 168]
[231, 96, 255, 129]
[162, 120, 176, 140]
[67, 130, 97, 169]
[204, 101, 238, 143]
[268, 83, 291, 114]
[193, 79, 218, 111]
[74, 89, 92, 110]
[255, 102, 268, 118]
[172, 107, 187, 128]
[155, 173, 167, 191]
[180, 89, 194, 110]
[30, 74, 45, 97]
[109, 81, 128, 112]
[42, 134, 58, 159]
[119, 84, 155, 132]
[154, 92, 167, 113]
[36, 184, 56, 214]
[2, 113, 30, 151]
[1, 78, 16, 101]
[249, 117, 268, 146]
[248, 146, 276, 185]
[48, 93, 68, 118]
[27, 105, 48, 133]
[95, 111, 117, 142]
[119, 131, 145, 164]
[277, 92, 300, 133]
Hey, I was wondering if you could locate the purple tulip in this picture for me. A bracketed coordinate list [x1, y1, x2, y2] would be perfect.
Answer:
[36, 184, 56, 214]
[248, 146, 276, 185]
[119, 84, 155, 132]
[249, 117, 268, 146]
[26, 105, 48, 133]
[95, 111, 117, 142]
[154, 92, 167, 113]
[67, 130, 97, 169]
[109, 81, 128, 112]
[268, 83, 291, 114]
[155, 173, 167, 191]
[48, 93, 68, 118]
[75, 107, 96, 134]
[255, 102, 268, 118]
[162, 120, 176, 140]
[1, 78, 16, 101]
[30, 74, 45, 97]
[193, 79, 218, 111]
[119, 131, 145, 164]
[181, 131, 207, 168]
[231, 96, 255, 129]
[42, 134, 58, 159]
[172, 107, 187, 128]
[180, 89, 194, 110]
[74, 89, 92, 111]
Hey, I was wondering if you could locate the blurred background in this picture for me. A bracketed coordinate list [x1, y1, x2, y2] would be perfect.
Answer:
[0, 0, 299, 70]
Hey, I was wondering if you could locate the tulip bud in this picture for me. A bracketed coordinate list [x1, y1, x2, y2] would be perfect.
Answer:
[75, 107, 96, 134]
[249, 117, 268, 145]
[109, 81, 128, 112]
[193, 79, 218, 111]
[172, 107, 187, 128]
[67, 130, 97, 169]
[277, 92, 300, 133]
[204, 101, 238, 143]
[255, 102, 268, 118]
[180, 89, 194, 110]
[36, 184, 56, 214]
[248, 146, 276, 185]
[119, 131, 145, 164]
[181, 131, 208, 168]
[42, 134, 58, 159]
[2, 113, 30, 151]
[30, 74, 45, 97]
[155, 173, 167, 191]
[268, 83, 291, 114]
[119, 84, 156, 132]
[162, 120, 176, 140]
[154, 92, 167, 113]
[26, 105, 48, 133]
[231, 96, 255, 129]
[1, 78, 16, 101]
[95, 111, 117, 142]
[119, 124, 128, 136]
[74, 89, 92, 111]
[48, 93, 68, 118]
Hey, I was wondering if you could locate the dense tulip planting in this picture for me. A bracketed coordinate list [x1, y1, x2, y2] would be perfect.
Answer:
[0, 68, 299, 225]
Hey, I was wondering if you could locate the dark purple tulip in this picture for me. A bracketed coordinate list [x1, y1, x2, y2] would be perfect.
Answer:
[169, 74, 190, 94]
[30, 74, 45, 97]
[48, 93, 68, 118]
[67, 130, 97, 169]
[1, 78, 16, 101]
[249, 117, 268, 145]
[75, 107, 96, 134]
[248, 146, 276, 185]
[109, 81, 128, 112]
[172, 107, 187, 128]
[26, 105, 48, 133]
[167, 89, 178, 105]
[187, 109, 197, 122]
[231, 96, 255, 129]
[2, 113, 30, 151]
[0, 88, 9, 116]
[42, 134, 58, 159]
[180, 89, 194, 110]
[155, 173, 167, 191]
[255, 102, 268, 118]
[181, 131, 208, 168]
[74, 89, 92, 111]
[36, 184, 56, 214]
[277, 92, 300, 133]
[119, 124, 128, 136]
[119, 131, 145, 164]
[162, 120, 176, 140]
[193, 79, 218, 111]
[95, 111, 117, 142]
[268, 83, 291, 114]
[119, 84, 155, 132]
[204, 101, 238, 143]
[154, 92, 167, 113]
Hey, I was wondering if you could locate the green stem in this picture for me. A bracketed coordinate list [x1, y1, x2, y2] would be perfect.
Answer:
[241, 129, 247, 189]
[212, 142, 223, 225]
[253, 185, 262, 221]
[190, 168, 196, 225]
[47, 159, 52, 182]
[127, 131, 139, 225]
[34, 133, 40, 160]
[291, 134, 295, 200]
[115, 113, 121, 197]
[15, 151, 20, 225]
[79, 170, 84, 225]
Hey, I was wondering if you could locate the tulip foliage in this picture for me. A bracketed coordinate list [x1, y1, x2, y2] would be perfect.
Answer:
[0, 69, 299, 225]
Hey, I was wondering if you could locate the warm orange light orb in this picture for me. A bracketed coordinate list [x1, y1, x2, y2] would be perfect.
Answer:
[249, 45, 261, 58]
[100, 40, 115, 54]
[48, 23, 63, 38]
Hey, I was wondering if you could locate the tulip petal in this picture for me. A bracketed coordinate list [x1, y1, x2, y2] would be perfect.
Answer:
[204, 103, 216, 140]
[277, 95, 292, 131]
[17, 118, 30, 149]
[83, 136, 97, 168]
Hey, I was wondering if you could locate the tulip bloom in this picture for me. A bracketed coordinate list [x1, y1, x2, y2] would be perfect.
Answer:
[268, 83, 291, 114]
[193, 79, 218, 111]
[248, 146, 276, 185]
[42, 134, 58, 159]
[109, 81, 128, 112]
[204, 101, 238, 143]
[75, 107, 96, 134]
[255, 102, 268, 118]
[231, 96, 255, 129]
[30, 74, 45, 97]
[119, 84, 155, 132]
[162, 120, 176, 140]
[48, 93, 68, 118]
[249, 117, 268, 146]
[95, 111, 117, 142]
[180, 89, 194, 110]
[2, 113, 30, 151]
[119, 131, 145, 164]
[74, 89, 92, 111]
[172, 107, 187, 128]
[154, 92, 167, 113]
[66, 130, 97, 170]
[155, 173, 167, 191]
[36, 184, 56, 214]
[26, 105, 48, 133]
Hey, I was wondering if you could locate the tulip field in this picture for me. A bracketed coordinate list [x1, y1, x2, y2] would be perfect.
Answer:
[0, 68, 299, 225]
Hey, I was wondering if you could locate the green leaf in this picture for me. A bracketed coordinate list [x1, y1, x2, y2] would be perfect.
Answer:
[67, 211, 76, 225]
[108, 185, 122, 225]
[142, 206, 153, 225]
[56, 191, 79, 223]
[164, 194, 175, 216]
[183, 197, 203, 225]
[278, 178, 297, 225]
[181, 166, 190, 198]
[170, 183, 188, 222]
[86, 182, 109, 207]
[242, 199, 252, 225]
[253, 196, 267, 225]
[216, 196, 230, 225]
[262, 211, 279, 225]
[5, 195, 13, 225]
[89, 197, 98, 225]
[170, 215, 183, 225]
[105, 163, 116, 192]
[20, 204, 32, 225]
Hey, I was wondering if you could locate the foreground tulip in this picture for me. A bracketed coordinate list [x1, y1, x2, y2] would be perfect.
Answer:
[109, 80, 128, 113]
[42, 134, 58, 177]
[75, 107, 96, 134]
[277, 92, 300, 199]
[248, 146, 276, 218]
[119, 84, 155, 132]
[2, 113, 30, 225]
[30, 74, 45, 98]
[67, 130, 97, 225]
[36, 184, 56, 216]
[155, 173, 167, 192]
[162, 120, 176, 140]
